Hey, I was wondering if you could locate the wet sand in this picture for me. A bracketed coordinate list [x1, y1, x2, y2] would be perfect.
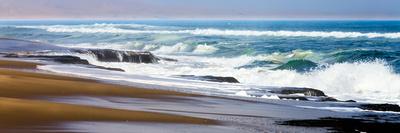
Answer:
[0, 59, 216, 132]
[2, 58, 399, 133]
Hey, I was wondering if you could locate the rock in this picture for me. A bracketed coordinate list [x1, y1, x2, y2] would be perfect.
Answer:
[345, 100, 357, 102]
[318, 97, 339, 102]
[359, 104, 400, 112]
[271, 87, 326, 97]
[4, 53, 124, 72]
[279, 116, 400, 133]
[5, 54, 90, 65]
[177, 75, 240, 83]
[73, 49, 160, 63]
[31, 55, 90, 64]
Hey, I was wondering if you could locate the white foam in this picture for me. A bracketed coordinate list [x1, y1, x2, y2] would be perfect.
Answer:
[17, 23, 156, 30]
[189, 29, 400, 39]
[235, 91, 250, 97]
[261, 94, 280, 100]
[60, 42, 218, 55]
[60, 42, 158, 51]
[154, 43, 218, 55]
[20, 24, 400, 39]
[192, 44, 219, 54]
[253, 60, 400, 105]
[100, 56, 400, 104]
[41, 50, 400, 105]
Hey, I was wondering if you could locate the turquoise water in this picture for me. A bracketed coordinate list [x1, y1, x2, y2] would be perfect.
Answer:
[1, 20, 400, 104]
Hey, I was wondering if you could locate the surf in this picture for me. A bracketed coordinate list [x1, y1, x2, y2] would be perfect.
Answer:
[16, 24, 400, 39]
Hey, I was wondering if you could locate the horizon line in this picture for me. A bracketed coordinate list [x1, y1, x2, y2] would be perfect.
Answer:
[1, 17, 400, 21]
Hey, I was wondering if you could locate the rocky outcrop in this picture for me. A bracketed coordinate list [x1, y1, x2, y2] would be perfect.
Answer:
[359, 104, 400, 112]
[270, 87, 326, 97]
[280, 116, 400, 133]
[73, 49, 160, 63]
[4, 53, 124, 72]
[177, 75, 240, 83]
[5, 54, 90, 65]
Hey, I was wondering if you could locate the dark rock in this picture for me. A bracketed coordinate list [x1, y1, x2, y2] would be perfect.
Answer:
[5, 54, 89, 65]
[279, 117, 400, 133]
[271, 87, 326, 97]
[30, 55, 90, 64]
[73, 49, 160, 63]
[319, 97, 339, 102]
[359, 104, 400, 112]
[345, 100, 357, 102]
[5, 53, 125, 72]
[3, 53, 19, 58]
[177, 75, 240, 83]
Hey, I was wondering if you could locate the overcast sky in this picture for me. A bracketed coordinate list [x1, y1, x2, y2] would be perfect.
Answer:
[0, 0, 399, 19]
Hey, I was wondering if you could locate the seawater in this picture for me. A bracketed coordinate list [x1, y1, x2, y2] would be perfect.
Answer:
[1, 20, 400, 104]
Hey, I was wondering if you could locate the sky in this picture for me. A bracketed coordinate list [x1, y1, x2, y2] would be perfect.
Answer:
[0, 0, 399, 20]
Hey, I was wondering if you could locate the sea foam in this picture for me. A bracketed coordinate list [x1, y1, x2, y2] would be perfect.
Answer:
[254, 60, 400, 104]
[42, 50, 400, 105]
[19, 24, 400, 39]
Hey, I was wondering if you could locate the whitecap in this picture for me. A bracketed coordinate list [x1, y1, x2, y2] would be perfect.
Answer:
[20, 24, 400, 39]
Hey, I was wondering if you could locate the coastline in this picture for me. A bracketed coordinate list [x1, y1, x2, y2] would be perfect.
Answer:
[1, 38, 400, 132]
[0, 59, 217, 132]
[3, 58, 400, 133]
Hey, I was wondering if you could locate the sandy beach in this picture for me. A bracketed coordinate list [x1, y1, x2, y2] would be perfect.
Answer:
[0, 59, 217, 132]
[3, 58, 399, 133]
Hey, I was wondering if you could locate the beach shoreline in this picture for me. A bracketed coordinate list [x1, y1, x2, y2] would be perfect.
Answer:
[0, 59, 219, 132]
[1, 37, 400, 132]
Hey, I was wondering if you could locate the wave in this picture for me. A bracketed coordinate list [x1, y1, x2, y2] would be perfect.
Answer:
[63, 49, 400, 105]
[41, 51, 400, 105]
[16, 23, 157, 30]
[61, 42, 219, 55]
[154, 43, 218, 55]
[328, 50, 400, 63]
[257, 60, 400, 104]
[18, 24, 400, 39]
[189, 29, 400, 39]
[60, 42, 159, 51]
[272, 59, 318, 72]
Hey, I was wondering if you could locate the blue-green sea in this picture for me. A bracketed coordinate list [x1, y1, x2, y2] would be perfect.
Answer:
[1, 20, 400, 104]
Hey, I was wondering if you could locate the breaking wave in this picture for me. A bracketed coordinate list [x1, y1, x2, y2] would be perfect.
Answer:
[42, 51, 400, 104]
[257, 60, 400, 104]
[154, 43, 218, 55]
[18, 24, 400, 39]
[61, 42, 219, 55]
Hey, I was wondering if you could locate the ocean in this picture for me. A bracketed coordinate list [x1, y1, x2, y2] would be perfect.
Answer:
[1, 20, 400, 104]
